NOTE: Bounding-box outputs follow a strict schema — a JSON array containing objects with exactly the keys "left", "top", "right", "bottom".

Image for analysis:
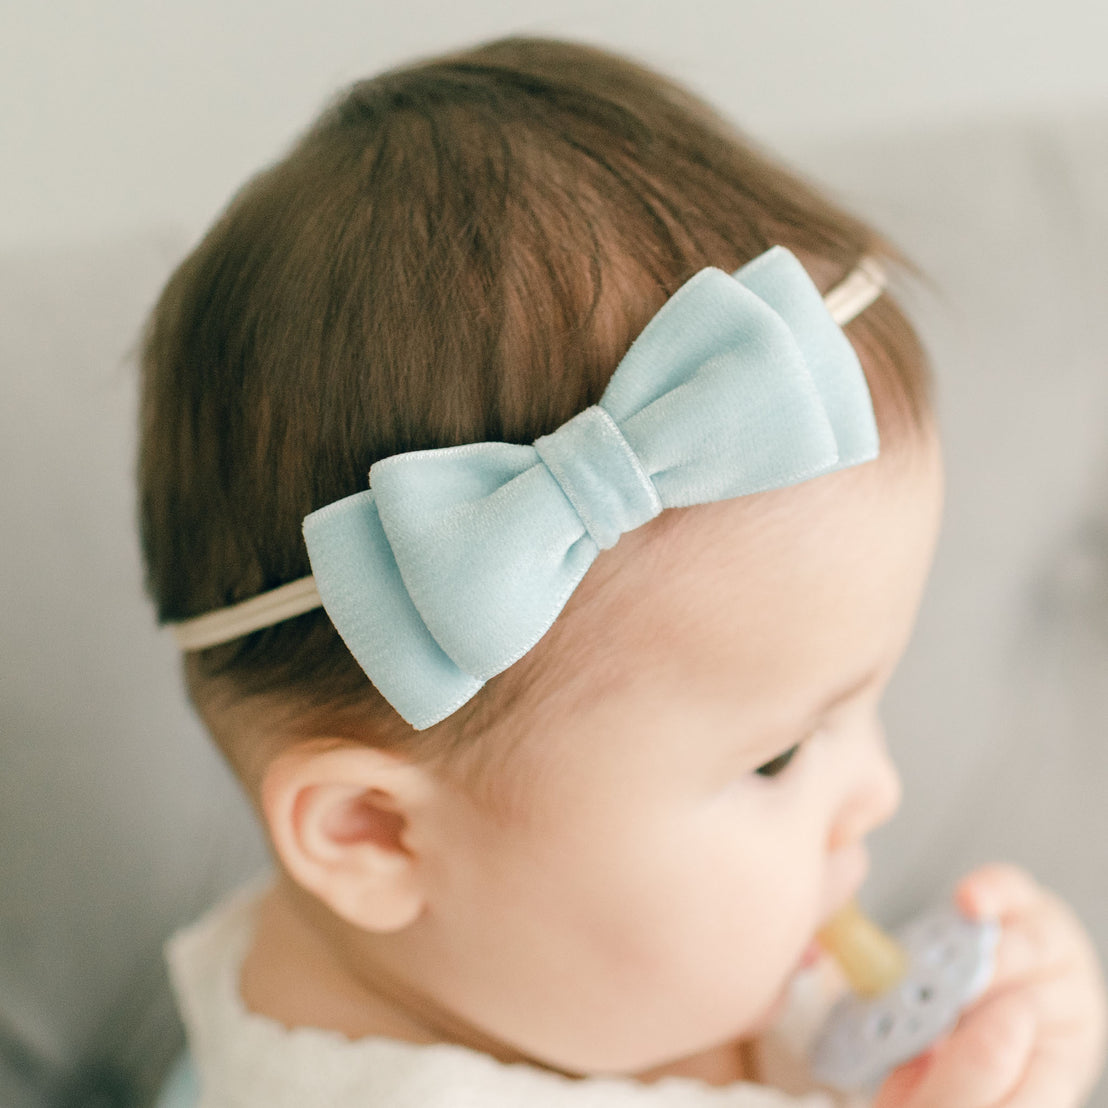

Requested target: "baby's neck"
[
  {"left": 239, "top": 879, "right": 438, "bottom": 1046},
  {"left": 240, "top": 878, "right": 757, "bottom": 1086}
]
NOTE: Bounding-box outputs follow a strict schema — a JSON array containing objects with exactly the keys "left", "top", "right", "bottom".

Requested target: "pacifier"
[{"left": 807, "top": 898, "right": 1000, "bottom": 1092}]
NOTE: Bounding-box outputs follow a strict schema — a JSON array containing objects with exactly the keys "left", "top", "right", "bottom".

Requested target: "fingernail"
[{"left": 956, "top": 886, "right": 983, "bottom": 918}]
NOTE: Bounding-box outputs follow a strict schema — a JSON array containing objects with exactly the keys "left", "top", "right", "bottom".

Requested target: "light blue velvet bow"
[{"left": 302, "top": 245, "right": 879, "bottom": 729}]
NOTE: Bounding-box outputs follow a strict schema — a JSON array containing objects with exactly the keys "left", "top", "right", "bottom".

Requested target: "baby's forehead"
[
  {"left": 590, "top": 438, "right": 932, "bottom": 601},
  {"left": 506, "top": 437, "right": 941, "bottom": 725}
]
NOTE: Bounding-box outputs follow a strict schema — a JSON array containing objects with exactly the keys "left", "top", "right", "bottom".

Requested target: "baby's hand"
[{"left": 873, "top": 864, "right": 1107, "bottom": 1108}]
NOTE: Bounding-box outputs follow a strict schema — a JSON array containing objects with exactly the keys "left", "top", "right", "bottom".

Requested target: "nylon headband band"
[
  {"left": 170, "top": 251, "right": 887, "bottom": 654},
  {"left": 171, "top": 576, "right": 323, "bottom": 651}
]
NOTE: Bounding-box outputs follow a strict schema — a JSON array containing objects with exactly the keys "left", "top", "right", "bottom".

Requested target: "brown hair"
[{"left": 137, "top": 34, "right": 932, "bottom": 787}]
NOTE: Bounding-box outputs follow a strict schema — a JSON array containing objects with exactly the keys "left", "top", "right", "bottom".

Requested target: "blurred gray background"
[{"left": 3, "top": 2, "right": 1107, "bottom": 1105}]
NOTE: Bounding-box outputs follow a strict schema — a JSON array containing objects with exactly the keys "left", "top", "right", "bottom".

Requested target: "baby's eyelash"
[{"left": 754, "top": 742, "right": 802, "bottom": 778}]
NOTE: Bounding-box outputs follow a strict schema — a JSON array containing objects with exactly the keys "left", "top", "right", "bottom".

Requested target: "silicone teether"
[{"left": 809, "top": 899, "right": 1000, "bottom": 1092}]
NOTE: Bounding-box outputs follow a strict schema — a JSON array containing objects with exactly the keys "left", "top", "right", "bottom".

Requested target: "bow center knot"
[{"left": 533, "top": 405, "right": 662, "bottom": 550}]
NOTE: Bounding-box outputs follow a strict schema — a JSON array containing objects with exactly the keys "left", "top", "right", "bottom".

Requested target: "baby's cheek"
[{"left": 606, "top": 878, "right": 801, "bottom": 1018}]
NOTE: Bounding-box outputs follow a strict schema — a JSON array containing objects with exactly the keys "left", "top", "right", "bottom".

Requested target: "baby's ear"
[{"left": 260, "top": 739, "right": 439, "bottom": 932}]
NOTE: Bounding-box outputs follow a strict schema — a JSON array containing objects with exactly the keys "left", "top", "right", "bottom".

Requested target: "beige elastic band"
[
  {"left": 169, "top": 253, "right": 888, "bottom": 653},
  {"left": 171, "top": 575, "right": 321, "bottom": 651},
  {"left": 824, "top": 255, "right": 887, "bottom": 327}
]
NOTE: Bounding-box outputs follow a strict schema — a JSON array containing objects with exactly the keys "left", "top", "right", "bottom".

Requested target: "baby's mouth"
[
  {"left": 795, "top": 844, "right": 872, "bottom": 973},
  {"left": 818, "top": 843, "right": 871, "bottom": 929},
  {"left": 799, "top": 939, "right": 824, "bottom": 970},
  {"left": 753, "top": 850, "right": 873, "bottom": 1037}
]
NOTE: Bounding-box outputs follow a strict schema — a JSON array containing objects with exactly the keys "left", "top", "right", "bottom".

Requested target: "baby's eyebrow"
[
  {"left": 734, "top": 666, "right": 883, "bottom": 759},
  {"left": 802, "top": 666, "right": 882, "bottom": 729}
]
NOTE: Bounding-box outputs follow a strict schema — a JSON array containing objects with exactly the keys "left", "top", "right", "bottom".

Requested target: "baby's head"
[{"left": 139, "top": 36, "right": 939, "bottom": 1079}]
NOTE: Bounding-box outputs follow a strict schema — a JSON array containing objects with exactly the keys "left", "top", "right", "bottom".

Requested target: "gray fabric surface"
[
  {"left": 0, "top": 233, "right": 268, "bottom": 1104},
  {"left": 800, "top": 113, "right": 1108, "bottom": 1105},
  {"left": 2, "top": 111, "right": 1106, "bottom": 1104}
]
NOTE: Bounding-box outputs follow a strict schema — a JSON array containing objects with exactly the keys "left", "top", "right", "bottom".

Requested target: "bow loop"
[
  {"left": 301, "top": 245, "right": 882, "bottom": 729},
  {"left": 367, "top": 443, "right": 593, "bottom": 682},
  {"left": 533, "top": 406, "right": 662, "bottom": 550}
]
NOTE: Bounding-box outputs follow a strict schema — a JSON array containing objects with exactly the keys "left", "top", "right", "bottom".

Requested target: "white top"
[{"left": 166, "top": 878, "right": 871, "bottom": 1108}]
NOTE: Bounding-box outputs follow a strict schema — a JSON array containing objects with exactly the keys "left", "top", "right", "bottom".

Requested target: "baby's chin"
[
  {"left": 743, "top": 985, "right": 792, "bottom": 1038},
  {"left": 632, "top": 978, "right": 805, "bottom": 1087},
  {"left": 744, "top": 939, "right": 826, "bottom": 1036}
]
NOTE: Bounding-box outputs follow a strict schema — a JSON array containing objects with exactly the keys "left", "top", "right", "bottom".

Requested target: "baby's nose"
[{"left": 828, "top": 724, "right": 902, "bottom": 851}]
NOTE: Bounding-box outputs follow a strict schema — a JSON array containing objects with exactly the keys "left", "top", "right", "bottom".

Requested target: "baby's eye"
[{"left": 754, "top": 742, "right": 802, "bottom": 778}]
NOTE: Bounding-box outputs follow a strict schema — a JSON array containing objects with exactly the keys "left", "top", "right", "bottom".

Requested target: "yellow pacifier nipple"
[{"left": 817, "top": 900, "right": 910, "bottom": 998}]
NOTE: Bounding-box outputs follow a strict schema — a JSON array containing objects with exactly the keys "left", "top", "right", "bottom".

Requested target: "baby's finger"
[
  {"left": 992, "top": 1041, "right": 1100, "bottom": 1108},
  {"left": 982, "top": 971, "right": 1104, "bottom": 1052},
  {"left": 872, "top": 1051, "right": 936, "bottom": 1107},
  {"left": 875, "top": 989, "right": 1036, "bottom": 1108},
  {"left": 956, "top": 863, "right": 1041, "bottom": 923},
  {"left": 987, "top": 906, "right": 1073, "bottom": 990}
]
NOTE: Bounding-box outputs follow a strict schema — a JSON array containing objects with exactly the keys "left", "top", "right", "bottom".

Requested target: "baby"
[{"left": 139, "top": 35, "right": 1106, "bottom": 1107}]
